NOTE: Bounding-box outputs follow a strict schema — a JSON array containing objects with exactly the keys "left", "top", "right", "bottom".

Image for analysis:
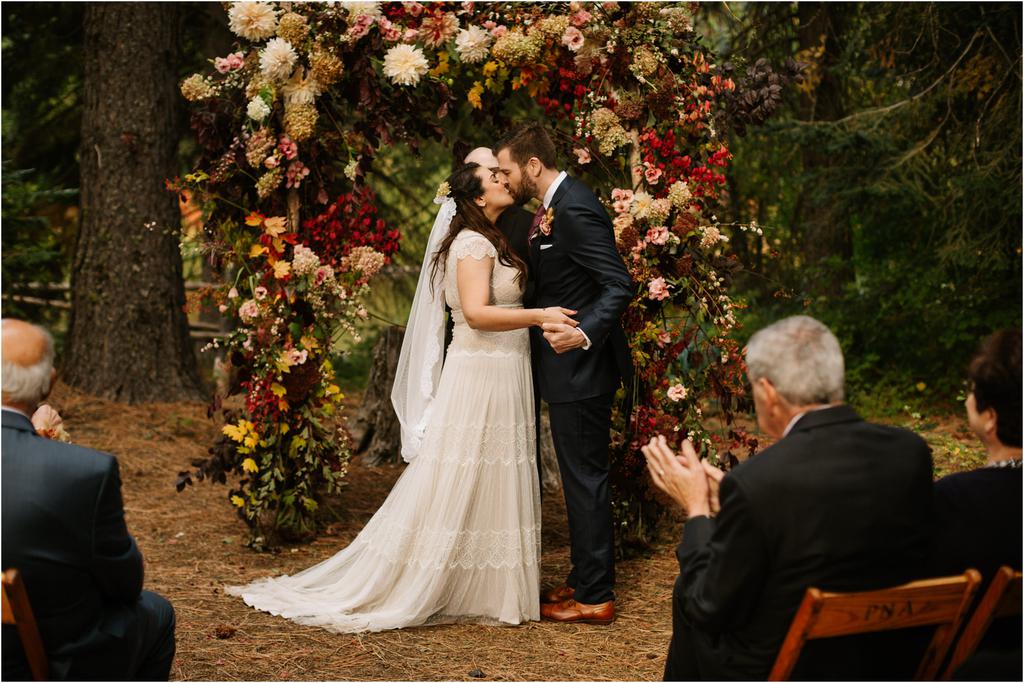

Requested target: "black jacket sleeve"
[
  {"left": 90, "top": 457, "right": 144, "bottom": 603},
  {"left": 559, "top": 199, "right": 633, "bottom": 349},
  {"left": 677, "top": 475, "right": 769, "bottom": 632}
]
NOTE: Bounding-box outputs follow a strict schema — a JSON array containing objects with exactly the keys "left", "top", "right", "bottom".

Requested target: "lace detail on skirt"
[{"left": 354, "top": 514, "right": 542, "bottom": 570}]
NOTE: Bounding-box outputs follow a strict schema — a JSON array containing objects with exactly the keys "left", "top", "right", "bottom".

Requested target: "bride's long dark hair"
[{"left": 430, "top": 162, "right": 528, "bottom": 288}]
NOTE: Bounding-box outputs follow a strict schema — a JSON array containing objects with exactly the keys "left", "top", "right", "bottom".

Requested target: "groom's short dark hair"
[{"left": 494, "top": 122, "right": 557, "bottom": 169}]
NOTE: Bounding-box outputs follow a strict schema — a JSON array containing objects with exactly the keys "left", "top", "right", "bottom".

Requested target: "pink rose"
[
  {"left": 571, "top": 9, "right": 592, "bottom": 27},
  {"left": 646, "top": 225, "right": 670, "bottom": 246},
  {"left": 254, "top": 286, "right": 268, "bottom": 300},
  {"left": 562, "top": 26, "right": 585, "bottom": 52},
  {"left": 574, "top": 147, "right": 591, "bottom": 165},
  {"left": 644, "top": 163, "right": 663, "bottom": 185},
  {"left": 667, "top": 383, "right": 688, "bottom": 402},
  {"left": 348, "top": 14, "right": 375, "bottom": 39},
  {"left": 611, "top": 188, "right": 634, "bottom": 215},
  {"left": 656, "top": 330, "right": 672, "bottom": 347},
  {"left": 404, "top": 1, "right": 425, "bottom": 17},
  {"left": 403, "top": 27, "right": 420, "bottom": 43},
  {"left": 286, "top": 348, "right": 308, "bottom": 365},
  {"left": 238, "top": 300, "right": 260, "bottom": 323},
  {"left": 315, "top": 266, "right": 331, "bottom": 285},
  {"left": 218, "top": 303, "right": 228, "bottom": 313},
  {"left": 461, "top": 1, "right": 475, "bottom": 12},
  {"left": 214, "top": 52, "right": 245, "bottom": 74},
  {"left": 491, "top": 25, "right": 508, "bottom": 38},
  {"left": 483, "top": 20, "right": 496, "bottom": 29},
  {"left": 648, "top": 277, "right": 671, "bottom": 301},
  {"left": 278, "top": 136, "right": 298, "bottom": 160},
  {"left": 379, "top": 18, "right": 403, "bottom": 42}
]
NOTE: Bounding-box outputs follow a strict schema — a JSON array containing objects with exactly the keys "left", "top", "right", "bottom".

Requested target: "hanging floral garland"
[{"left": 178, "top": 1, "right": 796, "bottom": 548}]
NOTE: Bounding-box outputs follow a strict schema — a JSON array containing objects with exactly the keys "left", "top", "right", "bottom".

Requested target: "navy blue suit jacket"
[
  {"left": 529, "top": 175, "right": 633, "bottom": 403},
  {"left": 1, "top": 409, "right": 144, "bottom": 679}
]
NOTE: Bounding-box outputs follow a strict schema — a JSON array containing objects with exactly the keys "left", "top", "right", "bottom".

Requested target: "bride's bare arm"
[{"left": 457, "top": 254, "right": 577, "bottom": 332}]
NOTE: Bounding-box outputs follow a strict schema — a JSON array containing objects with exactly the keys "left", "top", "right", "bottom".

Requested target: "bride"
[{"left": 227, "top": 161, "right": 577, "bottom": 632}]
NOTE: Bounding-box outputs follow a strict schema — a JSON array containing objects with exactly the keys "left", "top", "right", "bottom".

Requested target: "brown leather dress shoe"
[
  {"left": 540, "top": 598, "right": 615, "bottom": 625},
  {"left": 541, "top": 583, "right": 575, "bottom": 604}
]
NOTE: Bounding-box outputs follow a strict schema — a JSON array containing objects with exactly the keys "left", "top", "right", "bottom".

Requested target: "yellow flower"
[
  {"left": 273, "top": 260, "right": 292, "bottom": 279},
  {"left": 279, "top": 423, "right": 290, "bottom": 434},
  {"left": 429, "top": 52, "right": 450, "bottom": 77},
  {"left": 325, "top": 383, "right": 341, "bottom": 396},
  {"left": 467, "top": 81, "right": 484, "bottom": 110},
  {"left": 482, "top": 60, "right": 499, "bottom": 77},
  {"left": 222, "top": 419, "right": 256, "bottom": 442},
  {"left": 916, "top": 382, "right": 927, "bottom": 392},
  {"left": 241, "top": 458, "right": 259, "bottom": 473},
  {"left": 231, "top": 495, "right": 245, "bottom": 507}
]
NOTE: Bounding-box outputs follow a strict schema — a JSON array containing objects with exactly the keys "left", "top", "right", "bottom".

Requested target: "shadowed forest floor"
[{"left": 39, "top": 382, "right": 984, "bottom": 681}]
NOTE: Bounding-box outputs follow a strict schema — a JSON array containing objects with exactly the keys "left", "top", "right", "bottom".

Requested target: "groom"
[{"left": 495, "top": 123, "right": 633, "bottom": 624}]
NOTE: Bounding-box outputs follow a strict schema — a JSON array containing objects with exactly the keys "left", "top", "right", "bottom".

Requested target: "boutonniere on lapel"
[{"left": 539, "top": 207, "right": 555, "bottom": 237}]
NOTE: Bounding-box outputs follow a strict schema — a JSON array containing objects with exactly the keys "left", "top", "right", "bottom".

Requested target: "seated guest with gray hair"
[
  {"left": 1, "top": 319, "right": 176, "bottom": 680},
  {"left": 642, "top": 315, "right": 934, "bottom": 680}
]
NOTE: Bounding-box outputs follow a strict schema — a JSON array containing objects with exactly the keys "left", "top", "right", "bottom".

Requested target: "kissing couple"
[{"left": 228, "top": 123, "right": 634, "bottom": 632}]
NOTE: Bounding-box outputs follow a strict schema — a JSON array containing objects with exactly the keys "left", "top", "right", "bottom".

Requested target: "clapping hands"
[{"left": 641, "top": 435, "right": 723, "bottom": 518}]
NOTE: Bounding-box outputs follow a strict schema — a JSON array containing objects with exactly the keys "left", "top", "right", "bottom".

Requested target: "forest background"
[{"left": 3, "top": 1, "right": 1021, "bottom": 414}]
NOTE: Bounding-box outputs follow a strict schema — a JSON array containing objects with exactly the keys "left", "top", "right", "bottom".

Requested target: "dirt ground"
[{"left": 37, "top": 382, "right": 984, "bottom": 681}]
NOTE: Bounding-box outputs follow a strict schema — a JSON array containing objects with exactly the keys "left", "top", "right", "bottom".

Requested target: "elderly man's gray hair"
[
  {"left": 745, "top": 315, "right": 845, "bottom": 406},
  {"left": 1, "top": 323, "right": 55, "bottom": 407}
]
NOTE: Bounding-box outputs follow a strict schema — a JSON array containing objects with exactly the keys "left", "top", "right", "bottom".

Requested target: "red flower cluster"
[
  {"left": 638, "top": 128, "right": 730, "bottom": 201},
  {"left": 300, "top": 186, "right": 400, "bottom": 268},
  {"left": 242, "top": 376, "right": 284, "bottom": 424}
]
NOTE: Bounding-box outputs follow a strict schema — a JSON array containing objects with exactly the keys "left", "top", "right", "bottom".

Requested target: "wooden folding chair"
[
  {"left": 941, "top": 565, "right": 1022, "bottom": 680},
  {"left": 768, "top": 570, "right": 981, "bottom": 681},
  {"left": 2, "top": 568, "right": 49, "bottom": 681}
]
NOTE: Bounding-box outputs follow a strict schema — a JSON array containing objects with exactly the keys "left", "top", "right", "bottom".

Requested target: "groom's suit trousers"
[{"left": 548, "top": 392, "right": 616, "bottom": 604}]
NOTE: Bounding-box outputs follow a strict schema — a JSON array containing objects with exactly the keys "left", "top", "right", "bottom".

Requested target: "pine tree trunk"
[
  {"left": 353, "top": 326, "right": 404, "bottom": 465},
  {"left": 67, "top": 3, "right": 202, "bottom": 403}
]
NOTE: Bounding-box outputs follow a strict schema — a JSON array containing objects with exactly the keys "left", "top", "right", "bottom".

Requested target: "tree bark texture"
[
  {"left": 795, "top": 2, "right": 854, "bottom": 297},
  {"left": 353, "top": 326, "right": 404, "bottom": 466},
  {"left": 67, "top": 3, "right": 202, "bottom": 402}
]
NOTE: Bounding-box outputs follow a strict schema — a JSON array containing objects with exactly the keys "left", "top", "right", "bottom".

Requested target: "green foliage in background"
[{"left": 702, "top": 2, "right": 1022, "bottom": 402}]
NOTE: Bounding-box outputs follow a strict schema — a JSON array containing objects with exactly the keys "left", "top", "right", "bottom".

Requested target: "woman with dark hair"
[
  {"left": 229, "top": 162, "right": 577, "bottom": 633},
  {"left": 931, "top": 329, "right": 1022, "bottom": 679}
]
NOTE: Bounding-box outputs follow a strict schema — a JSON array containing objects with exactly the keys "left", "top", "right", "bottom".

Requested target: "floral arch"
[{"left": 178, "top": 1, "right": 781, "bottom": 549}]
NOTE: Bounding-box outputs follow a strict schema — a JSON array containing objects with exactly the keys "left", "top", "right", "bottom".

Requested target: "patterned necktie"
[{"left": 527, "top": 204, "right": 547, "bottom": 246}]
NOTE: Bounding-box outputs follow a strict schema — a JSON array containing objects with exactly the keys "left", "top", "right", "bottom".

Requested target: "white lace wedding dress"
[{"left": 227, "top": 230, "right": 541, "bottom": 632}]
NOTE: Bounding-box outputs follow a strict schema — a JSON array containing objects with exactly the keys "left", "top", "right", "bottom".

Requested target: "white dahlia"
[
  {"left": 259, "top": 37, "right": 298, "bottom": 82},
  {"left": 455, "top": 25, "right": 492, "bottom": 63},
  {"left": 247, "top": 96, "right": 272, "bottom": 121},
  {"left": 340, "top": 2, "right": 382, "bottom": 19},
  {"left": 282, "top": 67, "right": 321, "bottom": 106},
  {"left": 228, "top": 2, "right": 279, "bottom": 42},
  {"left": 383, "top": 44, "right": 429, "bottom": 86}
]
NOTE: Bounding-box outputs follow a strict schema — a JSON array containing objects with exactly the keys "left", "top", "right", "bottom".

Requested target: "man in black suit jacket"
[
  {"left": 643, "top": 316, "right": 934, "bottom": 680},
  {"left": 1, "top": 319, "right": 175, "bottom": 680},
  {"left": 496, "top": 124, "right": 633, "bottom": 624}
]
